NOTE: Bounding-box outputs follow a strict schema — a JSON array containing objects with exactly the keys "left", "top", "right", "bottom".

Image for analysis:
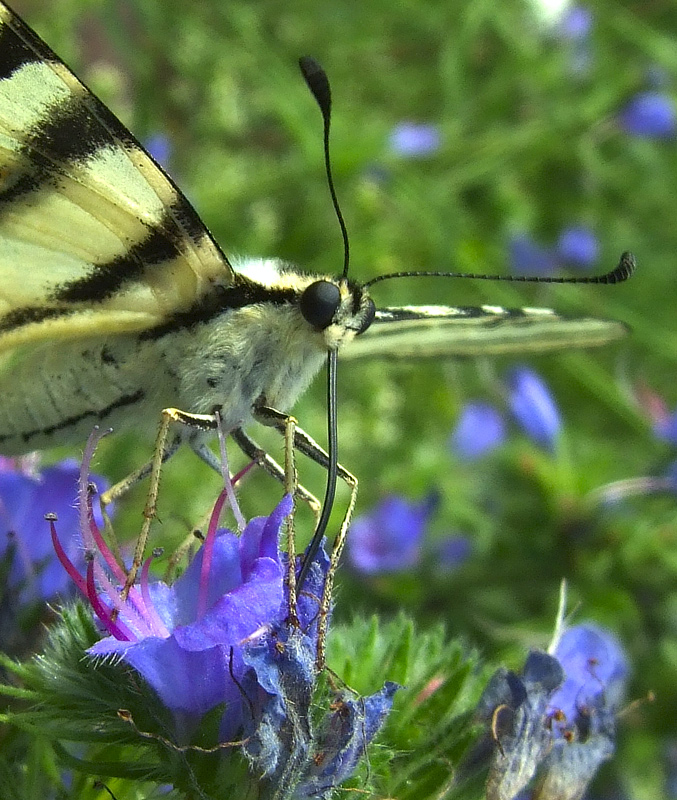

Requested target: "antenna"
[
  {"left": 299, "top": 57, "right": 351, "bottom": 279},
  {"left": 365, "top": 251, "right": 636, "bottom": 288}
]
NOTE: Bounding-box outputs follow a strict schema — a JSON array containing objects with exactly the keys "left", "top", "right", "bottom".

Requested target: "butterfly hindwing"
[{"left": 0, "top": 1, "right": 234, "bottom": 353}]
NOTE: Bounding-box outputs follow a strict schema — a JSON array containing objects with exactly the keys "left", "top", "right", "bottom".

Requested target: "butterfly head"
[{"left": 299, "top": 278, "right": 376, "bottom": 349}]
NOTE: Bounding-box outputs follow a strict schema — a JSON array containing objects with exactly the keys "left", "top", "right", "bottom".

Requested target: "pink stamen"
[
  {"left": 91, "top": 561, "right": 153, "bottom": 638},
  {"left": 232, "top": 461, "right": 256, "bottom": 485},
  {"left": 198, "top": 488, "right": 229, "bottom": 619},
  {"left": 49, "top": 517, "right": 87, "bottom": 597},
  {"left": 86, "top": 496, "right": 126, "bottom": 583},
  {"left": 86, "top": 559, "right": 130, "bottom": 641}
]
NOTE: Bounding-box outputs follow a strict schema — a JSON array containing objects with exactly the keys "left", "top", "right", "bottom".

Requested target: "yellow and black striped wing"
[
  {"left": 0, "top": 1, "right": 233, "bottom": 353},
  {"left": 340, "top": 305, "right": 629, "bottom": 360}
]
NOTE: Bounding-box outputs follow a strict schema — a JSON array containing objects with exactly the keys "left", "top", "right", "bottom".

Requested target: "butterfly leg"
[
  {"left": 253, "top": 403, "right": 358, "bottom": 670},
  {"left": 230, "top": 427, "right": 322, "bottom": 520}
]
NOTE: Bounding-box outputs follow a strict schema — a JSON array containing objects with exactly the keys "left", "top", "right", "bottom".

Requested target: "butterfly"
[{"left": 0, "top": 3, "right": 633, "bottom": 588}]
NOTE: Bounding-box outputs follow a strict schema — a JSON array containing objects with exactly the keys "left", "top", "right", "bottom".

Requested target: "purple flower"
[
  {"left": 654, "top": 408, "right": 677, "bottom": 445},
  {"left": 619, "top": 91, "right": 677, "bottom": 139},
  {"left": 549, "top": 624, "right": 629, "bottom": 736},
  {"left": 0, "top": 459, "right": 108, "bottom": 607},
  {"left": 449, "top": 402, "right": 506, "bottom": 461},
  {"left": 474, "top": 650, "right": 565, "bottom": 800},
  {"left": 556, "top": 225, "right": 599, "bottom": 270},
  {"left": 508, "top": 366, "right": 562, "bottom": 450},
  {"left": 473, "top": 624, "right": 628, "bottom": 800},
  {"left": 295, "top": 683, "right": 399, "bottom": 797},
  {"left": 436, "top": 535, "right": 472, "bottom": 570},
  {"left": 347, "top": 494, "right": 437, "bottom": 575},
  {"left": 533, "top": 625, "right": 629, "bottom": 799},
  {"left": 558, "top": 5, "right": 593, "bottom": 40},
  {"left": 52, "top": 431, "right": 398, "bottom": 790},
  {"left": 508, "top": 233, "right": 557, "bottom": 276},
  {"left": 145, "top": 133, "right": 172, "bottom": 168},
  {"left": 388, "top": 122, "right": 440, "bottom": 158},
  {"left": 52, "top": 484, "right": 291, "bottom": 734}
]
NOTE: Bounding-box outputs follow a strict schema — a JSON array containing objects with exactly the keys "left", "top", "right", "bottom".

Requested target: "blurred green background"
[{"left": 13, "top": 0, "right": 677, "bottom": 796}]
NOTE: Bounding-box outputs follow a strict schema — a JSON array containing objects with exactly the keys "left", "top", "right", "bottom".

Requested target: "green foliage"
[{"left": 3, "top": 0, "right": 677, "bottom": 797}]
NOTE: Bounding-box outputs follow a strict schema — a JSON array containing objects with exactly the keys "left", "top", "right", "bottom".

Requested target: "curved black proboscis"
[{"left": 297, "top": 349, "right": 339, "bottom": 593}]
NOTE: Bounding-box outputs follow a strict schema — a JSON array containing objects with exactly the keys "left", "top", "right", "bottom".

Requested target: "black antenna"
[
  {"left": 297, "top": 349, "right": 339, "bottom": 592},
  {"left": 365, "top": 251, "right": 636, "bottom": 288},
  {"left": 299, "top": 56, "right": 350, "bottom": 279}
]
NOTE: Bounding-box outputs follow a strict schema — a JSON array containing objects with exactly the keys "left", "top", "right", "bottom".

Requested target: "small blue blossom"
[
  {"left": 145, "top": 133, "right": 172, "bottom": 168},
  {"left": 558, "top": 5, "right": 593, "bottom": 40},
  {"left": 507, "top": 366, "right": 562, "bottom": 450},
  {"left": 435, "top": 535, "right": 472, "bottom": 570},
  {"left": 549, "top": 624, "right": 629, "bottom": 735},
  {"left": 0, "top": 458, "right": 108, "bottom": 608},
  {"left": 533, "top": 625, "right": 629, "bottom": 800},
  {"left": 653, "top": 408, "right": 677, "bottom": 445},
  {"left": 347, "top": 493, "right": 437, "bottom": 575},
  {"left": 619, "top": 91, "right": 677, "bottom": 139},
  {"left": 473, "top": 623, "right": 628, "bottom": 800},
  {"left": 388, "top": 122, "right": 440, "bottom": 158},
  {"left": 556, "top": 225, "right": 599, "bottom": 270},
  {"left": 475, "top": 650, "right": 565, "bottom": 800},
  {"left": 449, "top": 402, "right": 506, "bottom": 461},
  {"left": 508, "top": 233, "right": 557, "bottom": 276}
]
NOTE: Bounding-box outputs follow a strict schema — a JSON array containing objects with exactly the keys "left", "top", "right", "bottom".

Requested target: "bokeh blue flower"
[
  {"left": 619, "top": 91, "right": 677, "bottom": 138},
  {"left": 508, "top": 366, "right": 562, "bottom": 450},
  {"left": 347, "top": 493, "right": 437, "bottom": 574},
  {"left": 0, "top": 458, "right": 108, "bottom": 609},
  {"left": 449, "top": 402, "right": 506, "bottom": 461},
  {"left": 556, "top": 225, "right": 599, "bottom": 270},
  {"left": 388, "top": 122, "right": 440, "bottom": 158}
]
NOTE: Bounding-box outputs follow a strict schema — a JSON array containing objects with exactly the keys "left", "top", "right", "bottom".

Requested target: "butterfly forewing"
[
  {"left": 339, "top": 305, "right": 629, "bottom": 360},
  {"left": 0, "top": 2, "right": 234, "bottom": 354}
]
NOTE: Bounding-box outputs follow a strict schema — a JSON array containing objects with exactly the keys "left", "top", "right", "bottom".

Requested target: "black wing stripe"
[
  {"left": 0, "top": 4, "right": 220, "bottom": 258},
  {"left": 139, "top": 280, "right": 298, "bottom": 340},
  {"left": 0, "top": 8, "right": 49, "bottom": 80},
  {"left": 0, "top": 92, "right": 134, "bottom": 212},
  {"left": 52, "top": 206, "right": 188, "bottom": 303},
  {"left": 0, "top": 305, "right": 66, "bottom": 333},
  {"left": 0, "top": 388, "right": 145, "bottom": 447}
]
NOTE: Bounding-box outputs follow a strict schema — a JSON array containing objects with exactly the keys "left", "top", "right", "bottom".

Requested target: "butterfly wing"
[
  {"left": 0, "top": 2, "right": 234, "bottom": 354},
  {"left": 340, "top": 305, "right": 630, "bottom": 360}
]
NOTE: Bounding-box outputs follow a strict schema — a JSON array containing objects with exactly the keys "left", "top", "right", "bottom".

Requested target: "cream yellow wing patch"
[{"left": 0, "top": 1, "right": 233, "bottom": 352}]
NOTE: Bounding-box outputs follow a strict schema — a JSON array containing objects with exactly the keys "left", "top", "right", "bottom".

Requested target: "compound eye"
[
  {"left": 356, "top": 298, "right": 376, "bottom": 335},
  {"left": 300, "top": 280, "right": 341, "bottom": 330}
]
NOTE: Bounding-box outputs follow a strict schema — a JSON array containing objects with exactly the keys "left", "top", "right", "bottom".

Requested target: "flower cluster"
[
  {"left": 449, "top": 366, "right": 562, "bottom": 461},
  {"left": 48, "top": 437, "right": 398, "bottom": 796},
  {"left": 474, "top": 623, "right": 628, "bottom": 800},
  {"left": 508, "top": 226, "right": 599, "bottom": 276},
  {"left": 347, "top": 491, "right": 473, "bottom": 576}
]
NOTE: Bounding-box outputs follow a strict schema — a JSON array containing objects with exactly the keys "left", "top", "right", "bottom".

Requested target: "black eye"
[
  {"left": 356, "top": 298, "right": 376, "bottom": 335},
  {"left": 299, "top": 280, "right": 341, "bottom": 330}
]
